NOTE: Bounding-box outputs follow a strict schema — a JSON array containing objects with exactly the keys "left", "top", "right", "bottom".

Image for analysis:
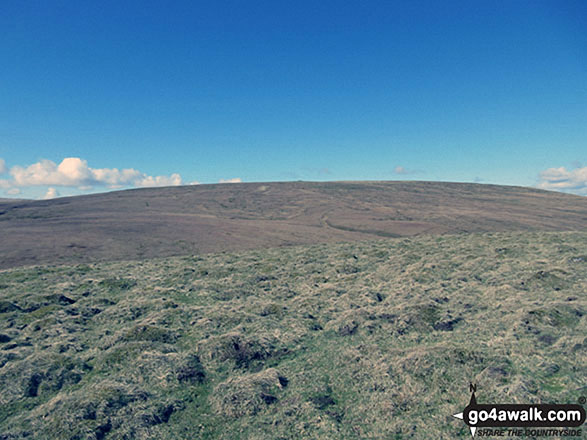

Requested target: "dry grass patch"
[{"left": 210, "top": 368, "right": 287, "bottom": 417}]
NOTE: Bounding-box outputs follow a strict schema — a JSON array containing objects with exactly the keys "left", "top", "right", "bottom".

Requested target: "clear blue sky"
[{"left": 1, "top": 0, "right": 586, "bottom": 198}]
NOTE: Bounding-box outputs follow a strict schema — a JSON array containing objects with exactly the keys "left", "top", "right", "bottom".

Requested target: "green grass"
[{"left": 0, "top": 231, "right": 585, "bottom": 439}]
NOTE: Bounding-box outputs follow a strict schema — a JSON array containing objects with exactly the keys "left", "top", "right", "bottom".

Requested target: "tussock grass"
[
  {"left": 211, "top": 368, "right": 286, "bottom": 417},
  {"left": 0, "top": 231, "right": 585, "bottom": 439}
]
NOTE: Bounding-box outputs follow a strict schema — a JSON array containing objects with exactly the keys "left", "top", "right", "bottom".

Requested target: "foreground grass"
[{"left": 0, "top": 231, "right": 585, "bottom": 439}]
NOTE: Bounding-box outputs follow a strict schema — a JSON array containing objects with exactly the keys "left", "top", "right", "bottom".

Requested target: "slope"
[{"left": 0, "top": 181, "right": 585, "bottom": 269}]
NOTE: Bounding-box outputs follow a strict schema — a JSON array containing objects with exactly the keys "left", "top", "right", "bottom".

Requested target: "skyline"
[{"left": 1, "top": 1, "right": 586, "bottom": 199}]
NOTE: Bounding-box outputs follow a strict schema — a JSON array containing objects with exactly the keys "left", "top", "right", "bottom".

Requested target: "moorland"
[{"left": 0, "top": 181, "right": 585, "bottom": 439}]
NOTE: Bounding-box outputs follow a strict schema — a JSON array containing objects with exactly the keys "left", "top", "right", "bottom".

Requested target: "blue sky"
[{"left": 1, "top": 0, "right": 586, "bottom": 199}]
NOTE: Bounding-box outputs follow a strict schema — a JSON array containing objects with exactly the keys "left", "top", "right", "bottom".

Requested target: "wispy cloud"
[
  {"left": 218, "top": 178, "right": 242, "bottom": 183},
  {"left": 4, "top": 157, "right": 183, "bottom": 193},
  {"left": 0, "top": 158, "right": 6, "bottom": 175},
  {"left": 393, "top": 165, "right": 421, "bottom": 175},
  {"left": 6, "top": 187, "right": 21, "bottom": 195},
  {"left": 537, "top": 166, "right": 587, "bottom": 195}
]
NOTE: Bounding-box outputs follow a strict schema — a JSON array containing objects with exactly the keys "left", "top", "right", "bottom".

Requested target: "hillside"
[
  {"left": 0, "top": 231, "right": 585, "bottom": 439},
  {"left": 1, "top": 181, "right": 586, "bottom": 269}
]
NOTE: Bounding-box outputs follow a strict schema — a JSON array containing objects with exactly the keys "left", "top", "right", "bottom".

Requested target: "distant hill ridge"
[{"left": 0, "top": 181, "right": 585, "bottom": 269}]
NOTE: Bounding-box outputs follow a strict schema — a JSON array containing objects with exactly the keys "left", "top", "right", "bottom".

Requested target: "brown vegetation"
[{"left": 1, "top": 181, "right": 585, "bottom": 269}]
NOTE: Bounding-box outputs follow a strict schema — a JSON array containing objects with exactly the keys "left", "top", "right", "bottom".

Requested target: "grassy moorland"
[
  {"left": 1, "top": 181, "right": 586, "bottom": 270},
  {"left": 0, "top": 231, "right": 585, "bottom": 439}
]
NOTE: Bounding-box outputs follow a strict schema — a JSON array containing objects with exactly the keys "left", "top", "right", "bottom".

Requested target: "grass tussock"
[
  {"left": 0, "top": 231, "right": 585, "bottom": 439},
  {"left": 210, "top": 368, "right": 286, "bottom": 417}
]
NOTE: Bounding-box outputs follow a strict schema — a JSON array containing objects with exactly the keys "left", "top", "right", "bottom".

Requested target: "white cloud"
[
  {"left": 0, "top": 158, "right": 6, "bottom": 175},
  {"left": 537, "top": 166, "right": 587, "bottom": 195},
  {"left": 58, "top": 157, "right": 93, "bottom": 182},
  {"left": 43, "top": 187, "right": 59, "bottom": 199},
  {"left": 8, "top": 157, "right": 184, "bottom": 189},
  {"left": 11, "top": 159, "right": 65, "bottom": 186},
  {"left": 91, "top": 166, "right": 142, "bottom": 186},
  {"left": 219, "top": 178, "right": 242, "bottom": 183},
  {"left": 6, "top": 187, "right": 21, "bottom": 195},
  {"left": 394, "top": 165, "right": 421, "bottom": 175},
  {"left": 136, "top": 173, "right": 182, "bottom": 187},
  {"left": 189, "top": 180, "right": 200, "bottom": 185}
]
